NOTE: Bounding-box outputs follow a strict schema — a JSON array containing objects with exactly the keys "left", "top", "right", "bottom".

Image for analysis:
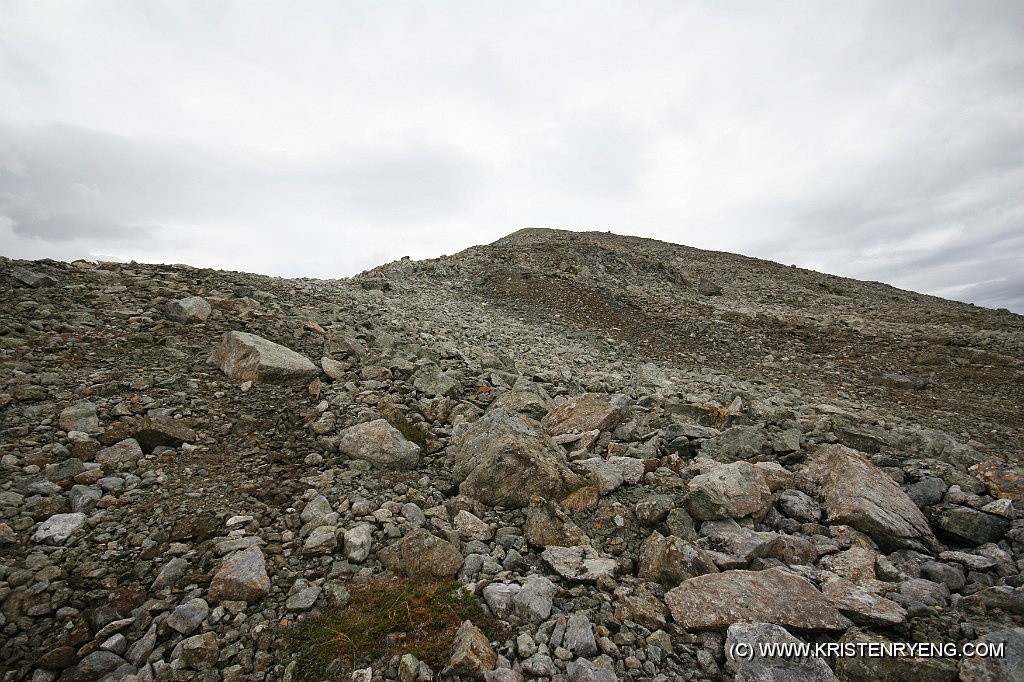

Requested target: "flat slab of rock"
[
  {"left": 542, "top": 393, "right": 630, "bottom": 436},
  {"left": 541, "top": 545, "right": 617, "bottom": 582},
  {"left": 451, "top": 409, "right": 586, "bottom": 508},
  {"left": 99, "top": 415, "right": 196, "bottom": 453},
  {"left": 209, "top": 330, "right": 317, "bottom": 385},
  {"left": 208, "top": 546, "right": 271, "bottom": 603},
  {"left": 665, "top": 568, "right": 852, "bottom": 631},
  {"left": 810, "top": 444, "right": 941, "bottom": 553},
  {"left": 32, "top": 512, "right": 87, "bottom": 545},
  {"left": 338, "top": 419, "right": 420, "bottom": 469},
  {"left": 821, "top": 578, "right": 907, "bottom": 626}
]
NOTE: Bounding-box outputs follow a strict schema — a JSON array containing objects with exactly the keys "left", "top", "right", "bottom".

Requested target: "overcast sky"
[{"left": 1, "top": 1, "right": 1022, "bottom": 311}]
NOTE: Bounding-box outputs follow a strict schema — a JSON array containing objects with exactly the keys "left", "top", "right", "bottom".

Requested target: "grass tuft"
[
  {"left": 286, "top": 578, "right": 503, "bottom": 680},
  {"left": 560, "top": 484, "right": 599, "bottom": 512}
]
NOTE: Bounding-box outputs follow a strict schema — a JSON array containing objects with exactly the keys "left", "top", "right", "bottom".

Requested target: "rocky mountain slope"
[{"left": 1, "top": 227, "right": 1022, "bottom": 682}]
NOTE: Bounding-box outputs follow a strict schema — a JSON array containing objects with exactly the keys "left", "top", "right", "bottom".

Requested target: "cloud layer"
[{"left": 1, "top": 1, "right": 1022, "bottom": 311}]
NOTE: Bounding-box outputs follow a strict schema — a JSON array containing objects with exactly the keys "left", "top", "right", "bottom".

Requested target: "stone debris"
[{"left": 1, "top": 230, "right": 1022, "bottom": 681}]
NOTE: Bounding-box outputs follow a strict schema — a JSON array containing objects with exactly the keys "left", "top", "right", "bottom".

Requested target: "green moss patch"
[{"left": 287, "top": 578, "right": 503, "bottom": 679}]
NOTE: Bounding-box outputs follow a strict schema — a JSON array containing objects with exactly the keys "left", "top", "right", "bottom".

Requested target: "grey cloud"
[{"left": 0, "top": 122, "right": 486, "bottom": 244}]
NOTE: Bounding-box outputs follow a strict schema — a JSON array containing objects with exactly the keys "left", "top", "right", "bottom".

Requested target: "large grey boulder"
[
  {"left": 809, "top": 444, "right": 941, "bottom": 553},
  {"left": 209, "top": 330, "right": 318, "bottom": 385},
  {"left": 338, "top": 419, "right": 420, "bottom": 469},
  {"left": 726, "top": 623, "right": 838, "bottom": 681},
  {"left": 451, "top": 409, "right": 586, "bottom": 508},
  {"left": 683, "top": 461, "right": 772, "bottom": 521},
  {"left": 665, "top": 568, "right": 852, "bottom": 631},
  {"left": 541, "top": 393, "right": 630, "bottom": 436}
]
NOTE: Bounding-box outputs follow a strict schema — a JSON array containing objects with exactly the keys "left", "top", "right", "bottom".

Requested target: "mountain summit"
[{"left": 1, "top": 229, "right": 1022, "bottom": 680}]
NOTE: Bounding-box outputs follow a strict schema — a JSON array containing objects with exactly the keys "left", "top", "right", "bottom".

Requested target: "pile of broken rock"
[{"left": 1, "top": 252, "right": 1022, "bottom": 682}]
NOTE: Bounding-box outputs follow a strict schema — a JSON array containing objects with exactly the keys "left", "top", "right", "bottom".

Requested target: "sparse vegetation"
[{"left": 286, "top": 578, "right": 503, "bottom": 680}]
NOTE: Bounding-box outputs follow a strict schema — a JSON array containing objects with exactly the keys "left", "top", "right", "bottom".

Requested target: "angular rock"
[
  {"left": 455, "top": 510, "right": 492, "bottom": 541},
  {"left": 726, "top": 622, "right": 838, "bottom": 681},
  {"left": 932, "top": 505, "right": 1010, "bottom": 546},
  {"left": 302, "top": 525, "right": 338, "bottom": 555},
  {"left": 208, "top": 547, "right": 271, "bottom": 603},
  {"left": 32, "top": 512, "right": 87, "bottom": 545},
  {"left": 665, "top": 568, "right": 852, "bottom": 631},
  {"left": 95, "top": 438, "right": 144, "bottom": 469},
  {"left": 638, "top": 531, "right": 718, "bottom": 585},
  {"left": 483, "top": 582, "right": 522, "bottom": 620},
  {"left": 59, "top": 400, "right": 99, "bottom": 433},
  {"left": 563, "top": 613, "right": 598, "bottom": 657},
  {"left": 208, "top": 330, "right": 318, "bottom": 385},
  {"left": 567, "top": 658, "right": 616, "bottom": 682},
  {"left": 176, "top": 631, "right": 218, "bottom": 670},
  {"left": 821, "top": 578, "right": 907, "bottom": 626},
  {"left": 524, "top": 498, "right": 590, "bottom": 548},
  {"left": 542, "top": 393, "right": 630, "bottom": 436},
  {"left": 489, "top": 380, "right": 554, "bottom": 421},
  {"left": 100, "top": 415, "right": 196, "bottom": 453},
  {"left": 541, "top": 545, "right": 617, "bottom": 582},
  {"left": 162, "top": 296, "right": 212, "bottom": 323},
  {"left": 684, "top": 461, "right": 772, "bottom": 521},
  {"left": 811, "top": 444, "right": 941, "bottom": 553},
  {"left": 701, "top": 426, "right": 772, "bottom": 460},
  {"left": 166, "top": 598, "right": 209, "bottom": 635},
  {"left": 378, "top": 529, "right": 463, "bottom": 579},
  {"left": 835, "top": 629, "right": 959, "bottom": 682},
  {"left": 959, "top": 627, "right": 1024, "bottom": 682},
  {"left": 286, "top": 579, "right": 322, "bottom": 610},
  {"left": 344, "top": 524, "right": 374, "bottom": 563},
  {"left": 151, "top": 557, "right": 189, "bottom": 590},
  {"left": 512, "top": 575, "right": 558, "bottom": 624},
  {"left": 452, "top": 409, "right": 586, "bottom": 509},
  {"left": 413, "top": 364, "right": 461, "bottom": 398},
  {"left": 442, "top": 620, "right": 497, "bottom": 677},
  {"left": 338, "top": 419, "right": 421, "bottom": 470}
]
